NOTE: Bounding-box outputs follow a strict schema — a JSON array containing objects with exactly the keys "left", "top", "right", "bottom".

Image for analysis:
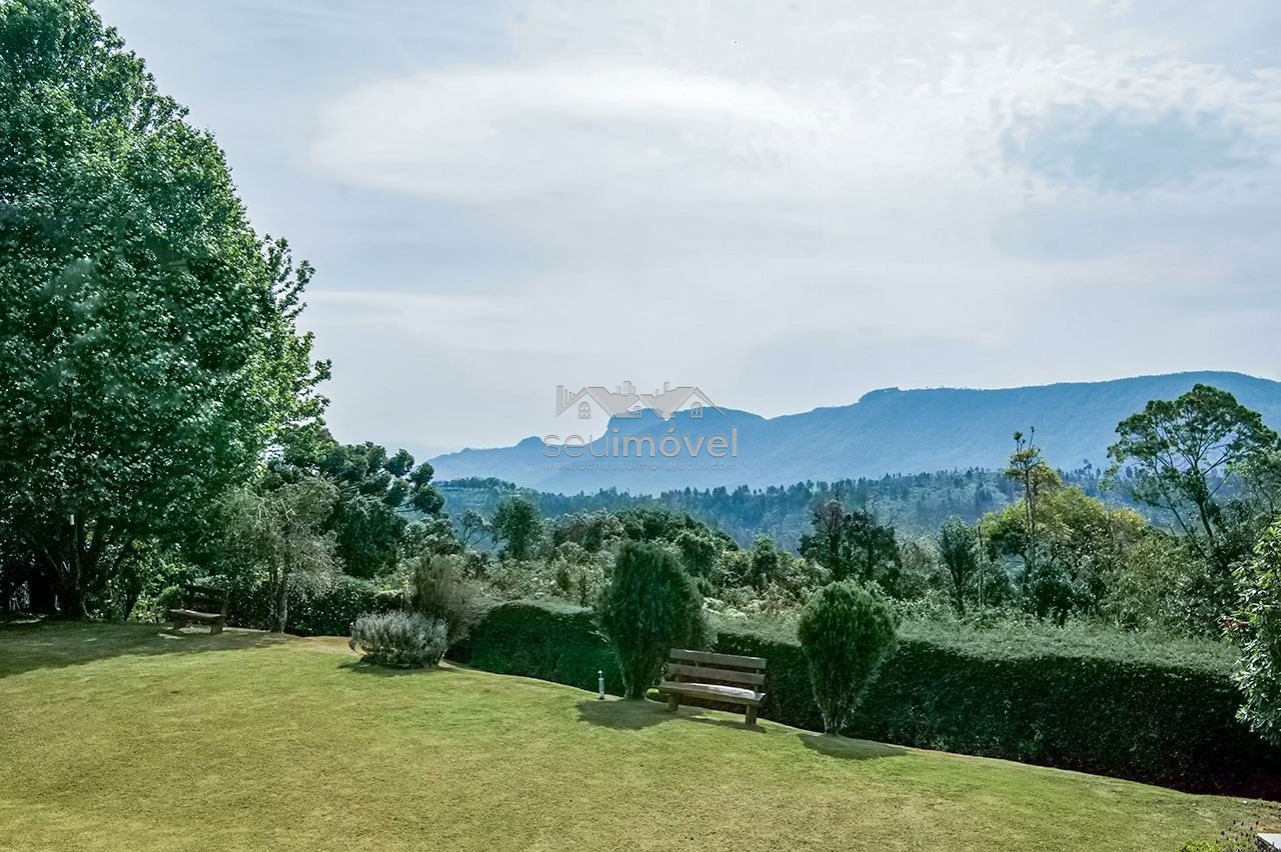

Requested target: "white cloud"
[{"left": 296, "top": 0, "right": 1281, "bottom": 448}]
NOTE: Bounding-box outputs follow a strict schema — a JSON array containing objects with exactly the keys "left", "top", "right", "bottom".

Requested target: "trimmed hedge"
[
  {"left": 450, "top": 600, "right": 624, "bottom": 696},
  {"left": 717, "top": 625, "right": 1275, "bottom": 790},
  {"left": 288, "top": 576, "right": 388, "bottom": 637},
  {"left": 455, "top": 599, "right": 1280, "bottom": 791}
]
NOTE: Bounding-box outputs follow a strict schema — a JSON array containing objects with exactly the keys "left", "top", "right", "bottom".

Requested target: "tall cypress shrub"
[
  {"left": 596, "top": 541, "right": 706, "bottom": 699},
  {"left": 798, "top": 581, "right": 897, "bottom": 733}
]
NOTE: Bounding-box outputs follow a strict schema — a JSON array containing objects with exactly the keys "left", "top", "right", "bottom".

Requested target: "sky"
[{"left": 95, "top": 0, "right": 1281, "bottom": 460}]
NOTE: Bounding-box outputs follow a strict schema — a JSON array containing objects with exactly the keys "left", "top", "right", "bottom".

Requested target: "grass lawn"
[{"left": 1, "top": 622, "right": 1277, "bottom": 851}]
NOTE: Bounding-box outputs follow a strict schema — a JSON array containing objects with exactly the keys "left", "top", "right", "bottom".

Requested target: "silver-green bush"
[{"left": 352, "top": 612, "right": 448, "bottom": 668}]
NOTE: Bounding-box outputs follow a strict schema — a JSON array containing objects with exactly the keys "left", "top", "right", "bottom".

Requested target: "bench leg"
[
  {"left": 746, "top": 705, "right": 758, "bottom": 726},
  {"left": 666, "top": 694, "right": 679, "bottom": 713},
  {"left": 210, "top": 622, "right": 224, "bottom": 635}
]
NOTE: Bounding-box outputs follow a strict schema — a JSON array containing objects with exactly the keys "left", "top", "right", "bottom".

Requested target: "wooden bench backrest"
[
  {"left": 185, "top": 584, "right": 229, "bottom": 616},
  {"left": 666, "top": 649, "right": 766, "bottom": 690}
]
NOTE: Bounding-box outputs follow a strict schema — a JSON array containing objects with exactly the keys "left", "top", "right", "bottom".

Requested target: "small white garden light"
[{"left": 598, "top": 670, "right": 605, "bottom": 700}]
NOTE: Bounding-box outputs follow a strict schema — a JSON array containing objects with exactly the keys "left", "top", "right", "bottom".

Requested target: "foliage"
[
  {"left": 491, "top": 495, "right": 543, "bottom": 560},
  {"left": 407, "top": 552, "right": 487, "bottom": 647},
  {"left": 799, "top": 500, "right": 900, "bottom": 590},
  {"left": 351, "top": 611, "right": 447, "bottom": 668},
  {"left": 1234, "top": 518, "right": 1281, "bottom": 747},
  {"left": 982, "top": 486, "right": 1149, "bottom": 625},
  {"left": 936, "top": 518, "right": 977, "bottom": 615},
  {"left": 0, "top": 0, "right": 327, "bottom": 616},
  {"left": 218, "top": 477, "right": 340, "bottom": 632},
  {"left": 287, "top": 574, "right": 386, "bottom": 637},
  {"left": 152, "top": 585, "right": 184, "bottom": 617},
  {"left": 594, "top": 541, "right": 708, "bottom": 699},
  {"left": 797, "top": 581, "right": 898, "bottom": 733},
  {"left": 450, "top": 599, "right": 622, "bottom": 695},
  {"left": 1108, "top": 384, "right": 1279, "bottom": 577},
  {"left": 1179, "top": 820, "right": 1264, "bottom": 852},
  {"left": 458, "top": 599, "right": 1271, "bottom": 788}
]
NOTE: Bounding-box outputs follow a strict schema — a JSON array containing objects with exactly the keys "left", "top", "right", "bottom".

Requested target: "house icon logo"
[{"left": 555, "top": 381, "right": 722, "bottom": 421}]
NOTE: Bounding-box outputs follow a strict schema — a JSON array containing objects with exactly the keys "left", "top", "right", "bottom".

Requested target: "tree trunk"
[{"left": 273, "top": 569, "right": 290, "bottom": 633}]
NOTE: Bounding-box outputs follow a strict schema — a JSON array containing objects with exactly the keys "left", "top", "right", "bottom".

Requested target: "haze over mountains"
[{"left": 429, "top": 372, "right": 1281, "bottom": 494}]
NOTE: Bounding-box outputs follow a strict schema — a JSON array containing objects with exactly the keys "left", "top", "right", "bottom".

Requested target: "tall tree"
[
  {"left": 1107, "top": 384, "right": 1279, "bottom": 574},
  {"left": 221, "top": 478, "right": 340, "bottom": 633},
  {"left": 0, "top": 0, "right": 327, "bottom": 614},
  {"left": 1003, "top": 429, "right": 1062, "bottom": 589},
  {"left": 800, "top": 500, "right": 898, "bottom": 587},
  {"left": 313, "top": 440, "right": 445, "bottom": 577},
  {"left": 937, "top": 517, "right": 978, "bottom": 615},
  {"left": 491, "top": 495, "right": 543, "bottom": 561}
]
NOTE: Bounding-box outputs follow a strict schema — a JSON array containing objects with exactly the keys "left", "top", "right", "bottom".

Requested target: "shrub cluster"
[
  {"left": 351, "top": 612, "right": 447, "bottom": 668},
  {"left": 456, "top": 599, "right": 1280, "bottom": 790},
  {"left": 407, "top": 553, "right": 487, "bottom": 648},
  {"left": 222, "top": 575, "right": 391, "bottom": 636}
]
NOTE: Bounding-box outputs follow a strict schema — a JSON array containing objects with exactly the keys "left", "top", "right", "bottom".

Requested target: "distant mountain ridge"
[{"left": 429, "top": 372, "right": 1281, "bottom": 494}]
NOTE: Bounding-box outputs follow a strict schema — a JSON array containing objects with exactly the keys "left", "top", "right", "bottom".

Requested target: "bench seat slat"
[
  {"left": 668, "top": 649, "right": 765, "bottom": 670},
  {"left": 665, "top": 663, "right": 766, "bottom": 687},
  {"left": 167, "top": 609, "right": 224, "bottom": 622},
  {"left": 657, "top": 681, "right": 763, "bottom": 705}
]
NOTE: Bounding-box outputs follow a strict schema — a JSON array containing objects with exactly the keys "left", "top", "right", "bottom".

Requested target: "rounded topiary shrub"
[
  {"left": 351, "top": 611, "right": 448, "bottom": 668},
  {"left": 596, "top": 541, "right": 707, "bottom": 699},
  {"left": 798, "top": 580, "right": 897, "bottom": 734}
]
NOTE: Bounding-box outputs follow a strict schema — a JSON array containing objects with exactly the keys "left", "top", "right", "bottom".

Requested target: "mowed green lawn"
[{"left": 1, "top": 623, "right": 1276, "bottom": 851}]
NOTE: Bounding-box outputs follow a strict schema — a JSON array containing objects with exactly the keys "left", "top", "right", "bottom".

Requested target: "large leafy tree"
[
  {"left": 491, "top": 495, "right": 543, "bottom": 561},
  {"left": 1107, "top": 385, "right": 1279, "bottom": 577},
  {"left": 983, "top": 487, "right": 1147, "bottom": 624},
  {"left": 0, "top": 0, "right": 328, "bottom": 614},
  {"left": 799, "top": 500, "right": 898, "bottom": 588},
  {"left": 315, "top": 441, "right": 446, "bottom": 578}
]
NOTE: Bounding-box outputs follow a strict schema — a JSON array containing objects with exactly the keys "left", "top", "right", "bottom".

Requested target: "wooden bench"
[
  {"left": 168, "top": 608, "right": 225, "bottom": 634},
  {"left": 167, "top": 584, "right": 227, "bottom": 635},
  {"left": 656, "top": 649, "right": 767, "bottom": 726}
]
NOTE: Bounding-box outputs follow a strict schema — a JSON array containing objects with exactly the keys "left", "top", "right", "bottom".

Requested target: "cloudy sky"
[{"left": 97, "top": 0, "right": 1281, "bottom": 458}]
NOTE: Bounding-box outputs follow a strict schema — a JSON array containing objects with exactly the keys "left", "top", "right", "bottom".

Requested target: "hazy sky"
[{"left": 96, "top": 0, "right": 1281, "bottom": 459}]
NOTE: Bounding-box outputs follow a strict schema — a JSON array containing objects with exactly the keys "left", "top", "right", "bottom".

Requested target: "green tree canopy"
[
  {"left": 0, "top": 0, "right": 327, "bottom": 614},
  {"left": 1108, "top": 384, "right": 1279, "bottom": 576},
  {"left": 799, "top": 500, "right": 898, "bottom": 588}
]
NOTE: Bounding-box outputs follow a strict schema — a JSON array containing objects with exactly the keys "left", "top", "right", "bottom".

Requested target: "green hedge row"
[
  {"left": 450, "top": 600, "right": 624, "bottom": 696},
  {"left": 453, "top": 599, "right": 1279, "bottom": 790}
]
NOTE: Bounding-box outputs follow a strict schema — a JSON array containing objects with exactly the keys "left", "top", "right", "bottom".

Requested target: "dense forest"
[{"left": 439, "top": 465, "right": 1114, "bottom": 548}]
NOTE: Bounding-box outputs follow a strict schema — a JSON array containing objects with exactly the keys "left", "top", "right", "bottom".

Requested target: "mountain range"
[{"left": 428, "top": 371, "right": 1281, "bottom": 494}]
